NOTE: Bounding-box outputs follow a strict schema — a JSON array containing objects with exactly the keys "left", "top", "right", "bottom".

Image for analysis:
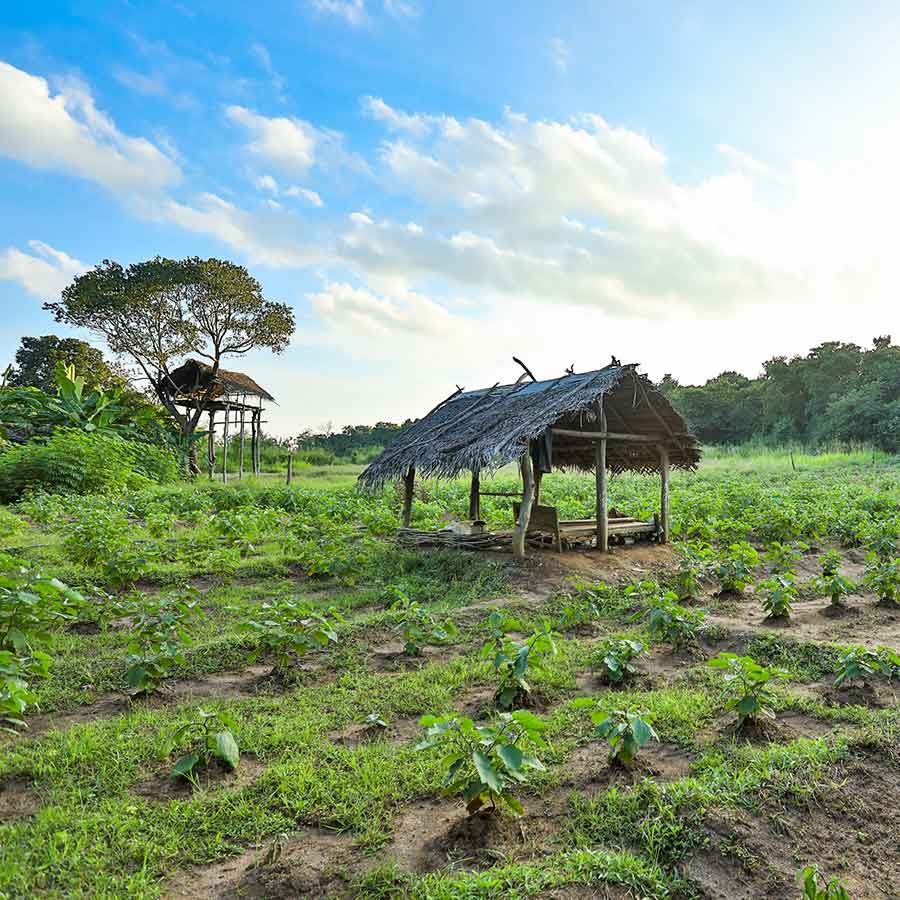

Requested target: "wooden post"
[
  {"left": 512, "top": 448, "right": 536, "bottom": 559},
  {"left": 207, "top": 410, "right": 215, "bottom": 480},
  {"left": 222, "top": 403, "right": 230, "bottom": 484},
  {"left": 286, "top": 451, "right": 293, "bottom": 485},
  {"left": 468, "top": 470, "right": 481, "bottom": 520},
  {"left": 401, "top": 466, "right": 415, "bottom": 527},
  {"left": 238, "top": 402, "right": 246, "bottom": 481},
  {"left": 596, "top": 401, "right": 608, "bottom": 552},
  {"left": 659, "top": 444, "right": 670, "bottom": 544},
  {"left": 534, "top": 469, "right": 543, "bottom": 507}
]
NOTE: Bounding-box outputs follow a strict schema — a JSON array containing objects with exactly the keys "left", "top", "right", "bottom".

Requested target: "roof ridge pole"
[
  {"left": 596, "top": 402, "right": 608, "bottom": 553},
  {"left": 512, "top": 445, "right": 535, "bottom": 559}
]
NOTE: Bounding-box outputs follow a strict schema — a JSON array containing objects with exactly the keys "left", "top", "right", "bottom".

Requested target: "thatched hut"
[
  {"left": 162, "top": 359, "right": 274, "bottom": 480},
  {"left": 359, "top": 362, "right": 701, "bottom": 557}
]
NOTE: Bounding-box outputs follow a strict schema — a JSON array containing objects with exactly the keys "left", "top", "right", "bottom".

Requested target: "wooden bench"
[{"left": 513, "top": 503, "right": 660, "bottom": 551}]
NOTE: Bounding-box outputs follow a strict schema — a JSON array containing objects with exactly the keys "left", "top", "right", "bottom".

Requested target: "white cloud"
[
  {"left": 362, "top": 96, "right": 432, "bottom": 136},
  {"left": 311, "top": 0, "right": 368, "bottom": 26},
  {"left": 0, "top": 61, "right": 181, "bottom": 195},
  {"left": 383, "top": 0, "right": 418, "bottom": 18},
  {"left": 226, "top": 104, "right": 366, "bottom": 180},
  {"left": 548, "top": 37, "right": 571, "bottom": 73},
  {"left": 308, "top": 281, "right": 459, "bottom": 338},
  {"left": 0, "top": 240, "right": 84, "bottom": 299},
  {"left": 254, "top": 173, "right": 279, "bottom": 193},
  {"left": 716, "top": 143, "right": 770, "bottom": 176},
  {"left": 285, "top": 185, "right": 325, "bottom": 207}
]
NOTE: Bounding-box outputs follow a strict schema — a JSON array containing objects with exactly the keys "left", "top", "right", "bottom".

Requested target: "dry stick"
[{"left": 512, "top": 356, "right": 537, "bottom": 382}]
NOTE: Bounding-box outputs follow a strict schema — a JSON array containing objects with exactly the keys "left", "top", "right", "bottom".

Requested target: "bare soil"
[
  {"left": 133, "top": 756, "right": 265, "bottom": 801},
  {"left": 685, "top": 752, "right": 900, "bottom": 899},
  {"left": 0, "top": 775, "right": 40, "bottom": 822}
]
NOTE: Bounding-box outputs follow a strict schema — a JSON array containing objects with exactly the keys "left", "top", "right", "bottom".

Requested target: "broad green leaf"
[
  {"left": 171, "top": 753, "right": 200, "bottom": 779},
  {"left": 214, "top": 731, "right": 240, "bottom": 769},
  {"left": 472, "top": 751, "right": 502, "bottom": 793},
  {"left": 497, "top": 744, "right": 524, "bottom": 774}
]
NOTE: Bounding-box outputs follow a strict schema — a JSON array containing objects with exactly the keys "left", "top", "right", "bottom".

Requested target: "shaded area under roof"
[
  {"left": 359, "top": 364, "right": 701, "bottom": 488},
  {"left": 164, "top": 359, "right": 275, "bottom": 403}
]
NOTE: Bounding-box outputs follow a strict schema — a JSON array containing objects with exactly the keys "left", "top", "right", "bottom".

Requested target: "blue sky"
[{"left": 1, "top": 1, "right": 898, "bottom": 434}]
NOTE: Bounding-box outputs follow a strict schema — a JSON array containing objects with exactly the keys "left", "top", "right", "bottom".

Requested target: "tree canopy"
[
  {"left": 7, "top": 335, "right": 127, "bottom": 393},
  {"left": 46, "top": 257, "right": 295, "bottom": 461}
]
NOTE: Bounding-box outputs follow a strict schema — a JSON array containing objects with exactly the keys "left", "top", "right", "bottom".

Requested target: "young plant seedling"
[
  {"left": 238, "top": 597, "right": 343, "bottom": 678},
  {"left": 863, "top": 555, "right": 900, "bottom": 606},
  {"left": 714, "top": 542, "right": 760, "bottom": 594},
  {"left": 415, "top": 710, "right": 547, "bottom": 815},
  {"left": 591, "top": 637, "right": 646, "bottom": 685},
  {"left": 799, "top": 864, "right": 850, "bottom": 900},
  {"left": 646, "top": 594, "right": 706, "bottom": 650},
  {"left": 124, "top": 589, "right": 202, "bottom": 695},
  {"left": 389, "top": 593, "right": 456, "bottom": 656},
  {"left": 756, "top": 573, "right": 797, "bottom": 620},
  {"left": 833, "top": 645, "right": 900, "bottom": 688},
  {"left": 572, "top": 700, "right": 657, "bottom": 766},
  {"left": 811, "top": 565, "right": 855, "bottom": 612},
  {"left": 708, "top": 652, "right": 788, "bottom": 728},
  {"left": 483, "top": 622, "right": 558, "bottom": 709},
  {"left": 673, "top": 542, "right": 713, "bottom": 602},
  {"left": 0, "top": 649, "right": 50, "bottom": 732},
  {"left": 163, "top": 707, "right": 240, "bottom": 781},
  {"left": 764, "top": 541, "right": 806, "bottom": 574}
]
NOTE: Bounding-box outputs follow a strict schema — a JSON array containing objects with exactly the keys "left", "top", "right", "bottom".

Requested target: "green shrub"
[{"left": 0, "top": 429, "right": 178, "bottom": 501}]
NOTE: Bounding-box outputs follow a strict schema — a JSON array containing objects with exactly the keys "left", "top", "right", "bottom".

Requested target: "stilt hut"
[
  {"left": 358, "top": 362, "right": 701, "bottom": 557},
  {"left": 162, "top": 360, "right": 274, "bottom": 480}
]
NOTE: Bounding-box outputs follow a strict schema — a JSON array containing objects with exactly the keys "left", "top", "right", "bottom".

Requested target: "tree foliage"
[{"left": 659, "top": 337, "right": 900, "bottom": 450}]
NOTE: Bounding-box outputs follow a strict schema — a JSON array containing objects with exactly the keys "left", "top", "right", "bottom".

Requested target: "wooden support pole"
[
  {"left": 659, "top": 445, "right": 670, "bottom": 544},
  {"left": 512, "top": 448, "right": 536, "bottom": 559},
  {"left": 238, "top": 403, "right": 246, "bottom": 481},
  {"left": 207, "top": 410, "right": 215, "bottom": 479},
  {"left": 286, "top": 451, "right": 293, "bottom": 485},
  {"left": 534, "top": 468, "right": 543, "bottom": 506},
  {"left": 249, "top": 411, "right": 257, "bottom": 477},
  {"left": 596, "top": 403, "right": 608, "bottom": 552},
  {"left": 222, "top": 403, "right": 230, "bottom": 484},
  {"left": 468, "top": 470, "right": 481, "bottom": 520},
  {"left": 401, "top": 466, "right": 415, "bottom": 527}
]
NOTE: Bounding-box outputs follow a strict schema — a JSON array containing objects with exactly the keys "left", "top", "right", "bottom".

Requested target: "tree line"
[{"left": 658, "top": 337, "right": 899, "bottom": 451}]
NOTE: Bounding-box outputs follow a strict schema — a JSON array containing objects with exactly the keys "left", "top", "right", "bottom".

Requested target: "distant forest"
[{"left": 289, "top": 336, "right": 900, "bottom": 458}]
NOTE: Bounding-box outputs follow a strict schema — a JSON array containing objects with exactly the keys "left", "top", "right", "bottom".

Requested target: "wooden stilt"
[
  {"left": 534, "top": 469, "right": 543, "bottom": 506},
  {"left": 286, "top": 451, "right": 293, "bottom": 485},
  {"left": 222, "top": 403, "right": 230, "bottom": 484},
  {"left": 238, "top": 401, "right": 246, "bottom": 481},
  {"left": 250, "top": 410, "right": 259, "bottom": 476},
  {"left": 659, "top": 445, "right": 670, "bottom": 544},
  {"left": 401, "top": 466, "right": 415, "bottom": 527},
  {"left": 596, "top": 402, "right": 608, "bottom": 552},
  {"left": 468, "top": 470, "right": 481, "bottom": 520},
  {"left": 512, "top": 448, "right": 536, "bottom": 559},
  {"left": 207, "top": 410, "right": 215, "bottom": 479}
]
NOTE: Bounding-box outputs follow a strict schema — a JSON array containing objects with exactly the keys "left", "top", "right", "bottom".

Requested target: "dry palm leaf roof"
[
  {"left": 359, "top": 363, "right": 700, "bottom": 488},
  {"left": 166, "top": 359, "right": 275, "bottom": 402}
]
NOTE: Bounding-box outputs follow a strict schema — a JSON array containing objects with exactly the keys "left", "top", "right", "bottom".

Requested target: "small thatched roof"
[
  {"left": 165, "top": 359, "right": 275, "bottom": 402},
  {"left": 359, "top": 363, "right": 700, "bottom": 488}
]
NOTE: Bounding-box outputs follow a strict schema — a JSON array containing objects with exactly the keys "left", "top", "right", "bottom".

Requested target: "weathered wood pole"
[
  {"left": 468, "top": 470, "right": 481, "bottom": 520},
  {"left": 533, "top": 469, "right": 543, "bottom": 507},
  {"left": 401, "top": 466, "right": 415, "bottom": 527},
  {"left": 286, "top": 451, "right": 293, "bottom": 485},
  {"left": 207, "top": 410, "right": 215, "bottom": 479},
  {"left": 659, "top": 444, "right": 670, "bottom": 544},
  {"left": 238, "top": 403, "right": 246, "bottom": 481},
  {"left": 512, "top": 447, "right": 536, "bottom": 559},
  {"left": 595, "top": 440, "right": 608, "bottom": 552},
  {"left": 250, "top": 410, "right": 259, "bottom": 476},
  {"left": 222, "top": 403, "right": 230, "bottom": 484}
]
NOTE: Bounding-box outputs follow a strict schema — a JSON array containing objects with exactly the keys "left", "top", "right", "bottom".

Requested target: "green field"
[{"left": 1, "top": 451, "right": 899, "bottom": 898}]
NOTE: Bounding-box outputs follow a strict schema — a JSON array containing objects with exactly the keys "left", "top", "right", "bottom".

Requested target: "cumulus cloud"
[
  {"left": 308, "top": 281, "right": 460, "bottom": 338},
  {"left": 285, "top": 185, "right": 325, "bottom": 207},
  {"left": 362, "top": 96, "right": 432, "bottom": 136},
  {"left": 338, "top": 107, "right": 814, "bottom": 317},
  {"left": 0, "top": 61, "right": 181, "bottom": 195},
  {"left": 226, "top": 104, "right": 366, "bottom": 180},
  {"left": 0, "top": 240, "right": 85, "bottom": 299}
]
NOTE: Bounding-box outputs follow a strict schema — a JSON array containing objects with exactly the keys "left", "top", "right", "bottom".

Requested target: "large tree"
[
  {"left": 46, "top": 256, "right": 295, "bottom": 471},
  {"left": 8, "top": 335, "right": 127, "bottom": 393}
]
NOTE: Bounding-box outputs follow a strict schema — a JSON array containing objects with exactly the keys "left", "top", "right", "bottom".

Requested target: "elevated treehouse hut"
[
  {"left": 163, "top": 360, "right": 274, "bottom": 481},
  {"left": 359, "top": 363, "right": 701, "bottom": 558}
]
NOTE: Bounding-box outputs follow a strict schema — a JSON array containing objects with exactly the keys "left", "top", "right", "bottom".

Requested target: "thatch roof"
[
  {"left": 165, "top": 359, "right": 275, "bottom": 402},
  {"left": 359, "top": 364, "right": 700, "bottom": 488}
]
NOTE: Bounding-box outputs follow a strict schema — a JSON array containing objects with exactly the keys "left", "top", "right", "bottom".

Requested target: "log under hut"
[
  {"left": 163, "top": 359, "right": 274, "bottom": 481},
  {"left": 359, "top": 362, "right": 701, "bottom": 558}
]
